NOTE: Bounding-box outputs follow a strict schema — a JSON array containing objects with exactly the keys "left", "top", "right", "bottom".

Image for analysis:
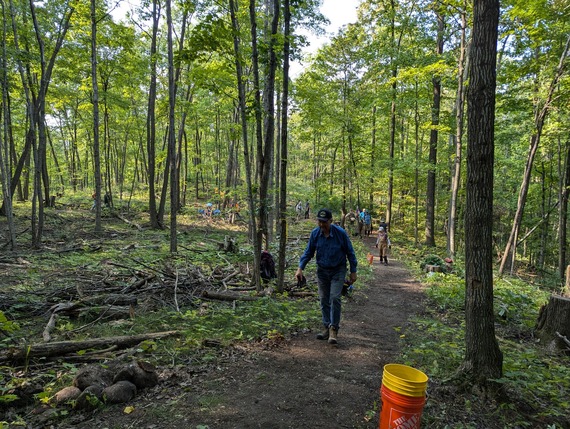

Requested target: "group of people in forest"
[
  {"left": 344, "top": 207, "right": 376, "bottom": 239},
  {"left": 90, "top": 191, "right": 111, "bottom": 210}
]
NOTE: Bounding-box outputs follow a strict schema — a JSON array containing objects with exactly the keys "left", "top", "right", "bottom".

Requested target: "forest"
[{"left": 1, "top": 0, "right": 570, "bottom": 427}]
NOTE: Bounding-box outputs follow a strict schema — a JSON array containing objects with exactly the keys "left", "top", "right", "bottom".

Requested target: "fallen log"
[
  {"left": 201, "top": 290, "right": 259, "bottom": 302},
  {"left": 114, "top": 212, "right": 143, "bottom": 231},
  {"left": 289, "top": 291, "right": 316, "bottom": 298},
  {"left": 0, "top": 331, "right": 179, "bottom": 364},
  {"left": 47, "top": 302, "right": 135, "bottom": 321}
]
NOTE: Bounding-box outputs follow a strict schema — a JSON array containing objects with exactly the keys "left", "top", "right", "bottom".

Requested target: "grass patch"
[
  {"left": 395, "top": 247, "right": 569, "bottom": 428},
  {"left": 1, "top": 200, "right": 376, "bottom": 428}
]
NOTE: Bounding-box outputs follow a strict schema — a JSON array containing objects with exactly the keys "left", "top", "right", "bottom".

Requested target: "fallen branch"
[
  {"left": 1, "top": 331, "right": 179, "bottom": 363},
  {"left": 43, "top": 313, "right": 58, "bottom": 342},
  {"left": 114, "top": 212, "right": 143, "bottom": 230},
  {"left": 201, "top": 290, "right": 259, "bottom": 302},
  {"left": 289, "top": 291, "right": 316, "bottom": 298}
]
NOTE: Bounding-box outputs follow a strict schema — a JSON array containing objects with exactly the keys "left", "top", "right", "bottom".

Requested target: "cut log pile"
[
  {"left": 2, "top": 241, "right": 315, "bottom": 365},
  {"left": 51, "top": 360, "right": 160, "bottom": 410}
]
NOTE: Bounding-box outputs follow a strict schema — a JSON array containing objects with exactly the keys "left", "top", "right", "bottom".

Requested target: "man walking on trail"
[{"left": 295, "top": 208, "right": 358, "bottom": 345}]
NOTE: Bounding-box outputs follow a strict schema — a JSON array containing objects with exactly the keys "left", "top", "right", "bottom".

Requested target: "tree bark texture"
[
  {"left": 535, "top": 294, "right": 570, "bottom": 351},
  {"left": 229, "top": 0, "right": 261, "bottom": 290},
  {"left": 559, "top": 142, "right": 570, "bottom": 279},
  {"left": 448, "top": 3, "right": 467, "bottom": 258},
  {"left": 425, "top": 9, "right": 444, "bottom": 247},
  {"left": 277, "top": 0, "right": 290, "bottom": 294},
  {"left": 463, "top": 0, "right": 503, "bottom": 383}
]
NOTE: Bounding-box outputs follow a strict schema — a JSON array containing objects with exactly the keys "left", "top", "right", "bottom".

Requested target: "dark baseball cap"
[{"left": 317, "top": 208, "right": 332, "bottom": 221}]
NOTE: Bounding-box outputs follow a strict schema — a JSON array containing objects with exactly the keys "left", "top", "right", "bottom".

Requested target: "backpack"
[{"left": 260, "top": 251, "right": 277, "bottom": 281}]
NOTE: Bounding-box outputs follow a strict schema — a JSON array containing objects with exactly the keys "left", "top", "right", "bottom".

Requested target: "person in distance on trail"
[
  {"left": 363, "top": 209, "right": 372, "bottom": 237},
  {"left": 90, "top": 192, "right": 97, "bottom": 211},
  {"left": 295, "top": 208, "right": 358, "bottom": 345},
  {"left": 295, "top": 200, "right": 303, "bottom": 221},
  {"left": 375, "top": 226, "right": 390, "bottom": 265}
]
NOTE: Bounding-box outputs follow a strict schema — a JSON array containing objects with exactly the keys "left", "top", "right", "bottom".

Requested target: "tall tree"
[
  {"left": 91, "top": 0, "right": 102, "bottom": 233},
  {"left": 462, "top": 0, "right": 503, "bottom": 386},
  {"left": 166, "top": 0, "right": 178, "bottom": 252},
  {"left": 386, "top": 0, "right": 398, "bottom": 229},
  {"left": 229, "top": 0, "right": 261, "bottom": 290},
  {"left": 146, "top": 0, "right": 161, "bottom": 229},
  {"left": 559, "top": 139, "right": 570, "bottom": 280},
  {"left": 425, "top": 5, "right": 444, "bottom": 247},
  {"left": 277, "top": 0, "right": 290, "bottom": 293},
  {"left": 447, "top": 0, "right": 467, "bottom": 258},
  {"left": 0, "top": 0, "right": 16, "bottom": 249},
  {"left": 259, "top": 0, "right": 279, "bottom": 251},
  {"left": 499, "top": 35, "right": 570, "bottom": 275}
]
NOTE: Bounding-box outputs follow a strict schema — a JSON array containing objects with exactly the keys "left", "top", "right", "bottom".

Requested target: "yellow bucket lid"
[{"left": 382, "top": 364, "right": 428, "bottom": 397}]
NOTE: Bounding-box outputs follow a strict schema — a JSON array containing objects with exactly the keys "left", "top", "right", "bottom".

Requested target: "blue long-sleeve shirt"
[{"left": 299, "top": 224, "right": 358, "bottom": 273}]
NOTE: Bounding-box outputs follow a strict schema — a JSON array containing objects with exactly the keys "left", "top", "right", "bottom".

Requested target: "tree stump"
[
  {"left": 534, "top": 294, "right": 570, "bottom": 352},
  {"left": 424, "top": 264, "right": 442, "bottom": 273}
]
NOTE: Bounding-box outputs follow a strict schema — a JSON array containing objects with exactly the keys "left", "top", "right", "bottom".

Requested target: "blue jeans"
[{"left": 316, "top": 266, "right": 346, "bottom": 330}]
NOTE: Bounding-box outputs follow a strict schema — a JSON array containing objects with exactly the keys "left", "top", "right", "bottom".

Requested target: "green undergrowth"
[
  {"left": 1, "top": 203, "right": 375, "bottom": 425},
  {"left": 176, "top": 296, "right": 320, "bottom": 346},
  {"left": 394, "top": 246, "right": 570, "bottom": 428}
]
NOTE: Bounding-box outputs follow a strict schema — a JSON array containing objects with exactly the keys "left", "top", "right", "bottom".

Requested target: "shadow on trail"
[
  {"left": 70, "top": 238, "right": 426, "bottom": 429},
  {"left": 179, "top": 238, "right": 427, "bottom": 429}
]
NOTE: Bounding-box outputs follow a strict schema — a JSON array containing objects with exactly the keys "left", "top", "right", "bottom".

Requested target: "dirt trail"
[{"left": 69, "top": 238, "right": 425, "bottom": 429}]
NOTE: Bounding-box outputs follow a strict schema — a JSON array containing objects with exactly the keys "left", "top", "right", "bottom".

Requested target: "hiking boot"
[
  {"left": 316, "top": 327, "right": 329, "bottom": 340},
  {"left": 328, "top": 327, "right": 338, "bottom": 344}
]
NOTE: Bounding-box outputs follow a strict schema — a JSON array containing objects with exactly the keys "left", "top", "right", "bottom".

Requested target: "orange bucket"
[
  {"left": 379, "top": 384, "right": 425, "bottom": 429},
  {"left": 367, "top": 253, "right": 374, "bottom": 265},
  {"left": 379, "top": 364, "right": 428, "bottom": 429}
]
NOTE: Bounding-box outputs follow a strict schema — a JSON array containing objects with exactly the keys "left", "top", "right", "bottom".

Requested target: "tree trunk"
[
  {"left": 448, "top": 3, "right": 467, "bottom": 258},
  {"left": 147, "top": 0, "right": 161, "bottom": 229},
  {"left": 0, "top": 8, "right": 17, "bottom": 248},
  {"left": 248, "top": 0, "right": 265, "bottom": 289},
  {"left": 229, "top": 0, "right": 261, "bottom": 290},
  {"left": 370, "top": 106, "right": 377, "bottom": 216},
  {"left": 559, "top": 140, "right": 570, "bottom": 279},
  {"left": 29, "top": 0, "right": 73, "bottom": 244},
  {"left": 462, "top": 0, "right": 503, "bottom": 386},
  {"left": 166, "top": 0, "right": 178, "bottom": 252},
  {"left": 425, "top": 9, "right": 444, "bottom": 248},
  {"left": 386, "top": 0, "right": 397, "bottom": 228},
  {"left": 499, "top": 35, "right": 570, "bottom": 275},
  {"left": 277, "top": 0, "right": 290, "bottom": 294},
  {"left": 414, "top": 80, "right": 420, "bottom": 246},
  {"left": 259, "top": 0, "right": 279, "bottom": 252},
  {"left": 91, "top": 0, "right": 102, "bottom": 234}
]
